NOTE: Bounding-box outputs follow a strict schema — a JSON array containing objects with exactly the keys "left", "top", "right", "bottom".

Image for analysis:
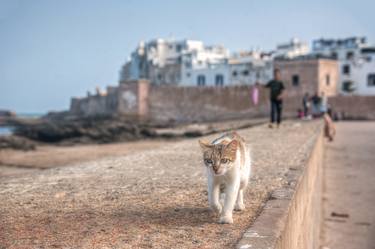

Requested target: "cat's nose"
[{"left": 213, "top": 166, "right": 220, "bottom": 173}]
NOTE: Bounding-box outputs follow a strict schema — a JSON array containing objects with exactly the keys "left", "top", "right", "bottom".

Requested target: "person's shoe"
[
  {"left": 277, "top": 123, "right": 281, "bottom": 128},
  {"left": 268, "top": 123, "right": 274, "bottom": 128}
]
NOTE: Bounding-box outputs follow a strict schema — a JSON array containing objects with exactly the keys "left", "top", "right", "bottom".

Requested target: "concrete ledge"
[{"left": 237, "top": 125, "right": 323, "bottom": 249}]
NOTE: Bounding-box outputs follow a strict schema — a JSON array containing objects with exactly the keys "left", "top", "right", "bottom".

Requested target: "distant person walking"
[
  {"left": 320, "top": 91, "right": 328, "bottom": 114},
  {"left": 302, "top": 92, "right": 310, "bottom": 117},
  {"left": 265, "top": 68, "right": 285, "bottom": 128},
  {"left": 311, "top": 92, "right": 321, "bottom": 118}
]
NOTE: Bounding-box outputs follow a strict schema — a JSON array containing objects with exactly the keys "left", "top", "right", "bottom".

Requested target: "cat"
[{"left": 199, "top": 131, "right": 251, "bottom": 224}]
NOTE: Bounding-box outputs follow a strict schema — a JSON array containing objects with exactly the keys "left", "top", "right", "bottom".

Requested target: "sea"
[{"left": 0, "top": 113, "right": 44, "bottom": 136}]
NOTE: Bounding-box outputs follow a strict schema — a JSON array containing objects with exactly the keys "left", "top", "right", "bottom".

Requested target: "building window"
[
  {"left": 255, "top": 71, "right": 260, "bottom": 80},
  {"left": 242, "top": 70, "right": 249, "bottom": 76},
  {"left": 331, "top": 52, "right": 338, "bottom": 59},
  {"left": 342, "top": 65, "right": 350, "bottom": 75},
  {"left": 346, "top": 51, "right": 354, "bottom": 60},
  {"left": 186, "top": 73, "right": 191, "bottom": 78},
  {"left": 215, "top": 74, "right": 224, "bottom": 86},
  {"left": 326, "top": 74, "right": 330, "bottom": 86},
  {"left": 342, "top": 81, "right": 355, "bottom": 93},
  {"left": 292, "top": 74, "right": 300, "bottom": 87},
  {"left": 197, "top": 75, "right": 206, "bottom": 86},
  {"left": 232, "top": 71, "right": 238, "bottom": 77},
  {"left": 368, "top": 74, "right": 375, "bottom": 87},
  {"left": 185, "top": 62, "right": 192, "bottom": 69}
]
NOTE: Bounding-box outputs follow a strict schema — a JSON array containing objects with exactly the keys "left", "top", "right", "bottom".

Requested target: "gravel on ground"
[{"left": 0, "top": 121, "right": 321, "bottom": 249}]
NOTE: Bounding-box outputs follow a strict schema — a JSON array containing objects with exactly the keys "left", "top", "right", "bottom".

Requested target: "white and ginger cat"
[{"left": 199, "top": 131, "right": 251, "bottom": 224}]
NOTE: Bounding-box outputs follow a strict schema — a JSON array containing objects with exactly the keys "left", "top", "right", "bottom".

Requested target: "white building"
[
  {"left": 229, "top": 51, "right": 273, "bottom": 85},
  {"left": 119, "top": 37, "right": 317, "bottom": 87},
  {"left": 180, "top": 63, "right": 230, "bottom": 87},
  {"left": 312, "top": 37, "right": 375, "bottom": 95},
  {"left": 119, "top": 39, "right": 229, "bottom": 86},
  {"left": 274, "top": 38, "right": 309, "bottom": 59}
]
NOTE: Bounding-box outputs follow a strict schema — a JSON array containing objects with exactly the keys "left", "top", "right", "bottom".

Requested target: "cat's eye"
[
  {"left": 221, "top": 158, "right": 229, "bottom": 163},
  {"left": 205, "top": 159, "right": 213, "bottom": 164}
]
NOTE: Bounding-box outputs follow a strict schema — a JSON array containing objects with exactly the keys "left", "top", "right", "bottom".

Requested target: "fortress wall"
[{"left": 69, "top": 80, "right": 375, "bottom": 122}]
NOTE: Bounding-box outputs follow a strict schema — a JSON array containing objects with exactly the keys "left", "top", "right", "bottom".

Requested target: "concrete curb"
[{"left": 236, "top": 124, "right": 324, "bottom": 249}]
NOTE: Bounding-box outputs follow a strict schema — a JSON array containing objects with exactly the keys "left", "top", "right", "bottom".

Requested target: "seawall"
[
  {"left": 69, "top": 81, "right": 375, "bottom": 123},
  {"left": 237, "top": 124, "right": 323, "bottom": 249}
]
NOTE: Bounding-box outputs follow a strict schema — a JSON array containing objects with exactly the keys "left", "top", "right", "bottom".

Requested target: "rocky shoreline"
[{"left": 1, "top": 115, "right": 266, "bottom": 149}]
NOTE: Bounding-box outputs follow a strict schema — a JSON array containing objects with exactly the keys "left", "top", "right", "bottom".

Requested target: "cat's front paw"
[
  {"left": 234, "top": 203, "right": 245, "bottom": 211},
  {"left": 210, "top": 203, "right": 222, "bottom": 214},
  {"left": 218, "top": 215, "right": 233, "bottom": 224}
]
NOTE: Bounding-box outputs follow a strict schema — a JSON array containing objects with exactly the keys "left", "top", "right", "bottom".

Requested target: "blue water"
[
  {"left": 17, "top": 113, "right": 44, "bottom": 119},
  {"left": 0, "top": 112, "right": 44, "bottom": 136},
  {"left": 0, "top": 126, "right": 13, "bottom": 136}
]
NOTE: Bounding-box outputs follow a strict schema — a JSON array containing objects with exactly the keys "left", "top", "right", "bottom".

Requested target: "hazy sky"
[{"left": 1, "top": 0, "right": 374, "bottom": 113}]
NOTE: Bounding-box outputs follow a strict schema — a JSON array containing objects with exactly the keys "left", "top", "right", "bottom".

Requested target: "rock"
[{"left": 0, "top": 135, "right": 37, "bottom": 151}]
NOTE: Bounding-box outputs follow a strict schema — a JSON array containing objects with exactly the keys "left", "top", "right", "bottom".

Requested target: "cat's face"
[{"left": 199, "top": 140, "right": 237, "bottom": 175}]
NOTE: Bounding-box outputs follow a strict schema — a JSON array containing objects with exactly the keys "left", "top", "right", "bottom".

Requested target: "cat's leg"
[
  {"left": 234, "top": 189, "right": 245, "bottom": 211},
  {"left": 219, "top": 180, "right": 240, "bottom": 224},
  {"left": 235, "top": 179, "right": 247, "bottom": 211},
  {"left": 208, "top": 182, "right": 222, "bottom": 214}
]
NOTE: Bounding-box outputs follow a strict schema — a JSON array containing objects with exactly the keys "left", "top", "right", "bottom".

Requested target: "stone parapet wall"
[
  {"left": 236, "top": 125, "right": 324, "bottom": 249},
  {"left": 329, "top": 95, "right": 375, "bottom": 120}
]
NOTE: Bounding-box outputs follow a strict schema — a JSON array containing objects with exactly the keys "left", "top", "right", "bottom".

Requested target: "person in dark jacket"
[
  {"left": 311, "top": 92, "right": 322, "bottom": 118},
  {"left": 265, "top": 68, "right": 285, "bottom": 128},
  {"left": 302, "top": 92, "right": 310, "bottom": 117}
]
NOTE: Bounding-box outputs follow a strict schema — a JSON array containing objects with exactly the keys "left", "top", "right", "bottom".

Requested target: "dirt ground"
[
  {"left": 0, "top": 121, "right": 320, "bottom": 249},
  {"left": 0, "top": 139, "right": 175, "bottom": 177},
  {"left": 320, "top": 122, "right": 375, "bottom": 249}
]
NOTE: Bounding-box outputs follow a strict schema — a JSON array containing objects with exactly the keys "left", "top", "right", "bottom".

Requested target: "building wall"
[
  {"left": 312, "top": 37, "right": 375, "bottom": 95},
  {"left": 274, "top": 58, "right": 338, "bottom": 97},
  {"left": 350, "top": 53, "right": 375, "bottom": 95},
  {"left": 274, "top": 59, "right": 319, "bottom": 97},
  {"left": 329, "top": 95, "right": 375, "bottom": 119},
  {"left": 317, "top": 59, "right": 339, "bottom": 96},
  {"left": 229, "top": 61, "right": 273, "bottom": 86},
  {"left": 181, "top": 64, "right": 230, "bottom": 87}
]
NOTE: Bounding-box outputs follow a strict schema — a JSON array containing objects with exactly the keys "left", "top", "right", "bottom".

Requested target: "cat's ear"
[
  {"left": 225, "top": 140, "right": 238, "bottom": 159},
  {"left": 199, "top": 140, "right": 212, "bottom": 150}
]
